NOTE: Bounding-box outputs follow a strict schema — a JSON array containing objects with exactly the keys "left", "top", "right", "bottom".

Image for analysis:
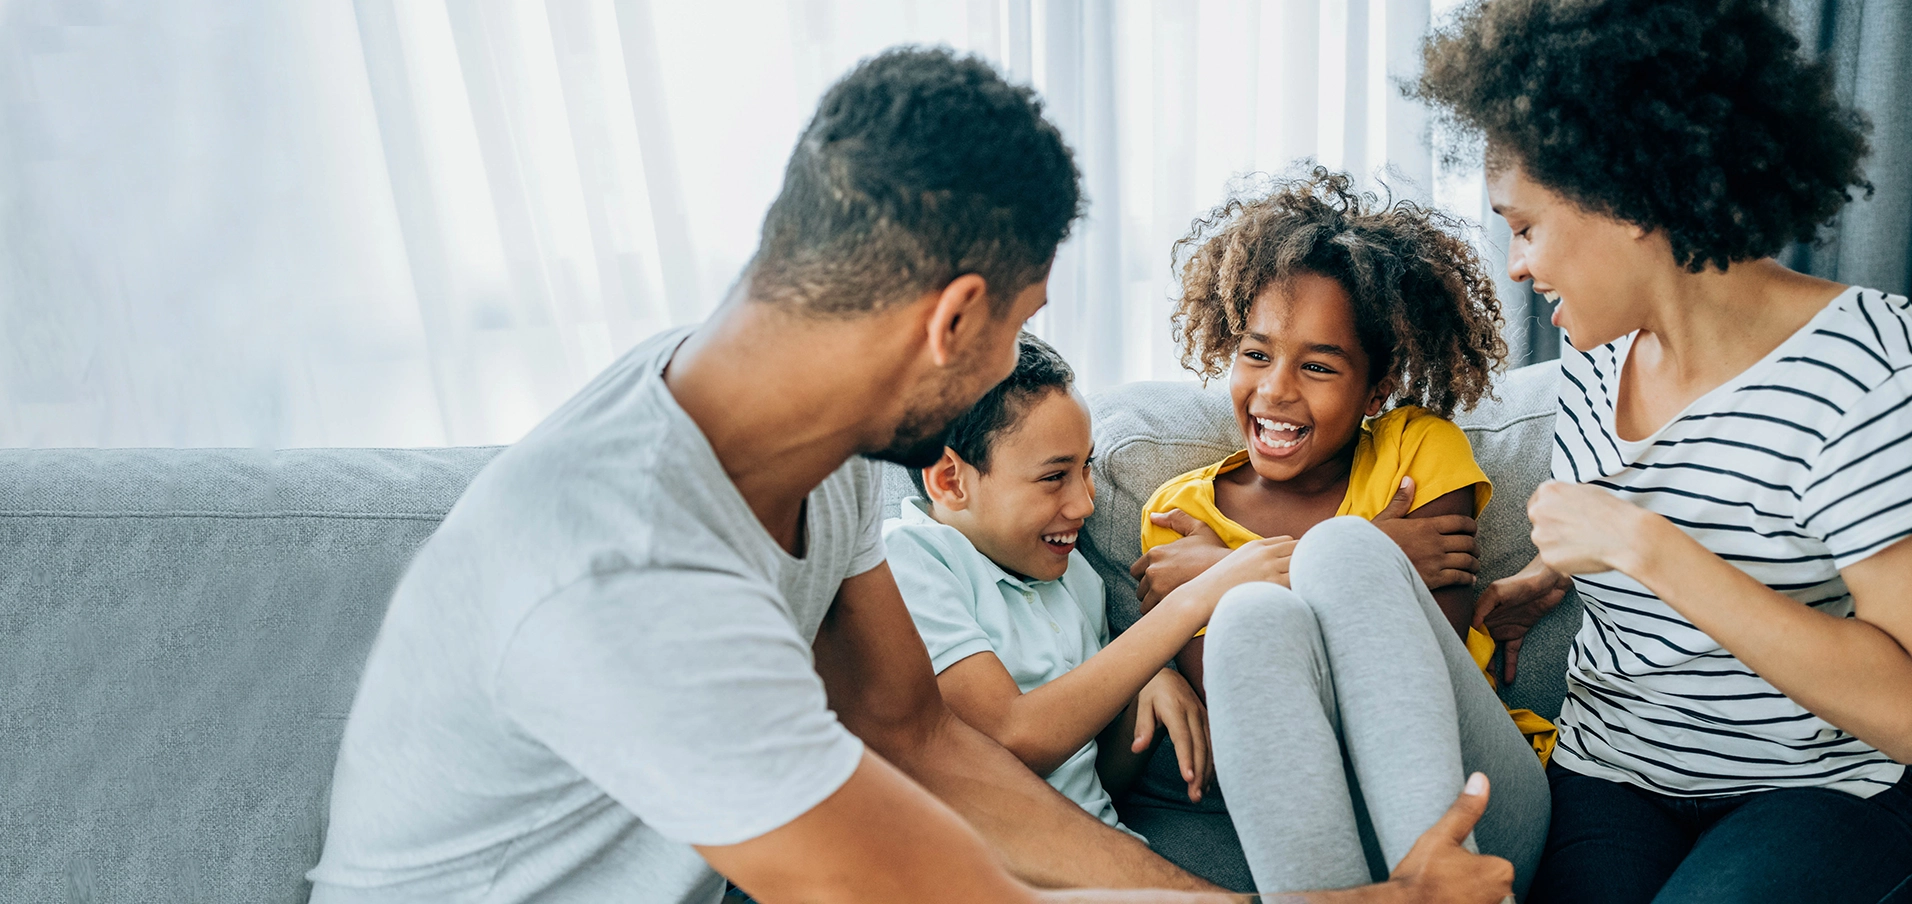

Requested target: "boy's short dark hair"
[
  {"left": 909, "top": 333, "right": 1074, "bottom": 496},
  {"left": 749, "top": 47, "right": 1083, "bottom": 316},
  {"left": 1412, "top": 0, "right": 1871, "bottom": 273}
]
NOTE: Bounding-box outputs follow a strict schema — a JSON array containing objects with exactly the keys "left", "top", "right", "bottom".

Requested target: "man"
[{"left": 308, "top": 48, "right": 1512, "bottom": 903}]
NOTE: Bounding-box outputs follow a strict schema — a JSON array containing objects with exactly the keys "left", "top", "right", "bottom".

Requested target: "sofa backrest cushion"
[{"left": 0, "top": 448, "right": 497, "bottom": 904}]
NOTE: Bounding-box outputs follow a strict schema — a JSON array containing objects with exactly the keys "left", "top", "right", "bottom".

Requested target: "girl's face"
[
  {"left": 1488, "top": 162, "right": 1664, "bottom": 351},
  {"left": 1228, "top": 273, "right": 1391, "bottom": 485}
]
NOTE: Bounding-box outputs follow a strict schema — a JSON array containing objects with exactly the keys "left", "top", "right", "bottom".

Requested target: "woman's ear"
[
  {"left": 922, "top": 448, "right": 972, "bottom": 512},
  {"left": 1365, "top": 376, "right": 1397, "bottom": 418}
]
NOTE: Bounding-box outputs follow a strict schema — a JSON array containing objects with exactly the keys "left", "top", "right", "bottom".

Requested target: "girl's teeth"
[{"left": 1255, "top": 418, "right": 1306, "bottom": 448}]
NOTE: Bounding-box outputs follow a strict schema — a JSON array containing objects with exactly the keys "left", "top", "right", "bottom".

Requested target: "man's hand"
[
  {"left": 1386, "top": 773, "right": 1515, "bottom": 904},
  {"left": 1472, "top": 556, "right": 1570, "bottom": 685},
  {"left": 1131, "top": 668, "right": 1213, "bottom": 803},
  {"left": 1369, "top": 478, "right": 1479, "bottom": 591},
  {"left": 1132, "top": 509, "right": 1235, "bottom": 613}
]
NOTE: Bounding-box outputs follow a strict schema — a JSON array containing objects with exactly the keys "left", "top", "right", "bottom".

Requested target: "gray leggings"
[{"left": 1205, "top": 517, "right": 1548, "bottom": 897}]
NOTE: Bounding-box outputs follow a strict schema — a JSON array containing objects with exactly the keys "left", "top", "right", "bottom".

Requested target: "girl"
[
  {"left": 1128, "top": 169, "right": 1555, "bottom": 895},
  {"left": 1416, "top": 1, "right": 1912, "bottom": 901}
]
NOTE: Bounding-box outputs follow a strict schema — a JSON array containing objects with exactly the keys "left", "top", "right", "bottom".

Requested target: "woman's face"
[{"left": 1488, "top": 163, "right": 1667, "bottom": 351}]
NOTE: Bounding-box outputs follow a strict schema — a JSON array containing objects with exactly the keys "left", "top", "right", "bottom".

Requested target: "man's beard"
[
  {"left": 862, "top": 375, "right": 975, "bottom": 469},
  {"left": 862, "top": 407, "right": 955, "bottom": 469}
]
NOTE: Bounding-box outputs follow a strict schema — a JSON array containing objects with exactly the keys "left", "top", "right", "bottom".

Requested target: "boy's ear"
[
  {"left": 1365, "top": 376, "right": 1396, "bottom": 418},
  {"left": 922, "top": 448, "right": 972, "bottom": 511}
]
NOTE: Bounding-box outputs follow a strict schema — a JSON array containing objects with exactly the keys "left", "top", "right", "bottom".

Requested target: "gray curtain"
[{"left": 1783, "top": 0, "right": 1912, "bottom": 297}]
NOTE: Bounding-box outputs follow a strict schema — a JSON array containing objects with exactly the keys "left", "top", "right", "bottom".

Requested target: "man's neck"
[{"left": 664, "top": 299, "right": 912, "bottom": 554}]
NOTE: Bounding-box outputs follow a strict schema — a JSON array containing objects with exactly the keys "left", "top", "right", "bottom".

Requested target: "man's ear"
[
  {"left": 922, "top": 448, "right": 972, "bottom": 512},
  {"left": 923, "top": 273, "right": 993, "bottom": 368},
  {"left": 1365, "top": 376, "right": 1397, "bottom": 418}
]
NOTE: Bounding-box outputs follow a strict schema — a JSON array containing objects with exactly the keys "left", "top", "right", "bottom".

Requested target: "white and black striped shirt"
[{"left": 1551, "top": 285, "right": 1912, "bottom": 799}]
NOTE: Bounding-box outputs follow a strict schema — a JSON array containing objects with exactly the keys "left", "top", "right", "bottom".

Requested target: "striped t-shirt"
[{"left": 1550, "top": 285, "right": 1912, "bottom": 799}]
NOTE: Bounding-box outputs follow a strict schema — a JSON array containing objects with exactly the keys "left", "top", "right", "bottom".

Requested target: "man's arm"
[
  {"left": 701, "top": 742, "right": 1515, "bottom": 904},
  {"left": 812, "top": 562, "right": 1214, "bottom": 890}
]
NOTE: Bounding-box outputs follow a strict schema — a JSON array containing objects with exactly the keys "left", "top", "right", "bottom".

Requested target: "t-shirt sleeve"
[
  {"left": 493, "top": 567, "right": 864, "bottom": 848},
  {"left": 884, "top": 529, "right": 997, "bottom": 674},
  {"left": 1800, "top": 368, "right": 1912, "bottom": 569},
  {"left": 1403, "top": 413, "right": 1494, "bottom": 517},
  {"left": 848, "top": 460, "right": 888, "bottom": 578}
]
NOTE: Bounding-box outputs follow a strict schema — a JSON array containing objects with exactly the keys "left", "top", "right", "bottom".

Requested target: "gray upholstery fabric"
[{"left": 0, "top": 448, "right": 499, "bottom": 904}]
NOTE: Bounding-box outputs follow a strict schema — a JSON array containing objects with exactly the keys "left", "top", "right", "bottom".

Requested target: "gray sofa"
[{"left": 1, "top": 361, "right": 1576, "bottom": 903}]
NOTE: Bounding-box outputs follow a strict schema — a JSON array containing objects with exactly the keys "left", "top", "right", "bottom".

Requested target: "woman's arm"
[{"left": 1527, "top": 480, "right": 1912, "bottom": 761}]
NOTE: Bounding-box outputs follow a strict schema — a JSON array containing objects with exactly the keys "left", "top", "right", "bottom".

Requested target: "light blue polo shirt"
[{"left": 883, "top": 498, "right": 1135, "bottom": 836}]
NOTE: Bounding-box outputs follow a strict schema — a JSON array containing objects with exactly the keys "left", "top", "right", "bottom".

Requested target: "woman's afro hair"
[{"left": 1413, "top": 0, "right": 1872, "bottom": 273}]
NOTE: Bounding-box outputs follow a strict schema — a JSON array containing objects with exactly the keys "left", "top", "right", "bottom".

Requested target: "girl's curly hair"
[{"left": 1170, "top": 168, "right": 1507, "bottom": 418}]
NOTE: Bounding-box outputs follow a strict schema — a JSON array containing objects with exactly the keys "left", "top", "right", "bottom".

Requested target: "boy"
[{"left": 884, "top": 333, "right": 1291, "bottom": 832}]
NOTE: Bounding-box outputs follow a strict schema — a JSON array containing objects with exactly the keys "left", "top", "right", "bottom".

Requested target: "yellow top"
[{"left": 1141, "top": 405, "right": 1556, "bottom": 764}]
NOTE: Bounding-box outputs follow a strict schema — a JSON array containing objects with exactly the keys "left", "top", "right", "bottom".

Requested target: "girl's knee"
[
  {"left": 1210, "top": 581, "right": 1315, "bottom": 653},
  {"left": 1291, "top": 516, "right": 1413, "bottom": 590}
]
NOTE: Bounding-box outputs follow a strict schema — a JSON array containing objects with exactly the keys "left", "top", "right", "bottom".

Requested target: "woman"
[{"left": 1415, "top": 1, "right": 1912, "bottom": 901}]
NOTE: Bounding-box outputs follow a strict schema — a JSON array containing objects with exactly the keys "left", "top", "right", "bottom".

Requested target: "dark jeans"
[{"left": 1529, "top": 762, "right": 1912, "bottom": 904}]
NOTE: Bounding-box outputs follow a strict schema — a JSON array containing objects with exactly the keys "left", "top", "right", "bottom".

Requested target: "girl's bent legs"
[
  {"left": 1207, "top": 581, "right": 1371, "bottom": 892},
  {"left": 1291, "top": 517, "right": 1549, "bottom": 895}
]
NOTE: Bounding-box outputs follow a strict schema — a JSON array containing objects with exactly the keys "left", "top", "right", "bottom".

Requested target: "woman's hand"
[
  {"left": 1130, "top": 668, "right": 1212, "bottom": 803},
  {"left": 1472, "top": 555, "right": 1572, "bottom": 684},
  {"left": 1527, "top": 480, "right": 1659, "bottom": 576},
  {"left": 1130, "top": 509, "right": 1234, "bottom": 614}
]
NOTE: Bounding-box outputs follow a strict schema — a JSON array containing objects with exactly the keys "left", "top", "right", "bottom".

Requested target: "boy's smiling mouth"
[
  {"left": 1253, "top": 416, "right": 1311, "bottom": 455},
  {"left": 1040, "top": 530, "right": 1079, "bottom": 555}
]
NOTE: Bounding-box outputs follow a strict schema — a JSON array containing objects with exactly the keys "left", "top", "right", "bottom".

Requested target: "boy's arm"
[{"left": 813, "top": 562, "right": 1217, "bottom": 891}]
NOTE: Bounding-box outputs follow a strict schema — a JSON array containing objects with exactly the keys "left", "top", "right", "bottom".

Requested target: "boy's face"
[
  {"left": 925, "top": 388, "right": 1096, "bottom": 582},
  {"left": 1228, "top": 272, "right": 1390, "bottom": 485}
]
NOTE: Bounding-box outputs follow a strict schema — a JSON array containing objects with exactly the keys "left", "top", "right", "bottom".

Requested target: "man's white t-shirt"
[{"left": 307, "top": 328, "right": 884, "bottom": 903}]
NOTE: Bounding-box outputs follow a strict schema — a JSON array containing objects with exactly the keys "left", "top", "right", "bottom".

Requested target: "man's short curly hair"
[
  {"left": 1170, "top": 168, "right": 1507, "bottom": 418},
  {"left": 750, "top": 47, "right": 1082, "bottom": 316},
  {"left": 1412, "top": 0, "right": 1872, "bottom": 273}
]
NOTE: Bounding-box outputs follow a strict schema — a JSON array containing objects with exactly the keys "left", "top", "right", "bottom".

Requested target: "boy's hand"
[
  {"left": 1189, "top": 535, "right": 1298, "bottom": 602},
  {"left": 1472, "top": 555, "right": 1571, "bottom": 684},
  {"left": 1131, "top": 668, "right": 1212, "bottom": 802},
  {"left": 1371, "top": 477, "right": 1480, "bottom": 590},
  {"left": 1387, "top": 773, "right": 1515, "bottom": 904},
  {"left": 1131, "top": 509, "right": 1233, "bottom": 613}
]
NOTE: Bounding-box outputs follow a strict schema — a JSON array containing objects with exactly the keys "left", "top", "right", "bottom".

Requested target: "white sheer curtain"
[{"left": 1, "top": 0, "right": 1502, "bottom": 448}]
